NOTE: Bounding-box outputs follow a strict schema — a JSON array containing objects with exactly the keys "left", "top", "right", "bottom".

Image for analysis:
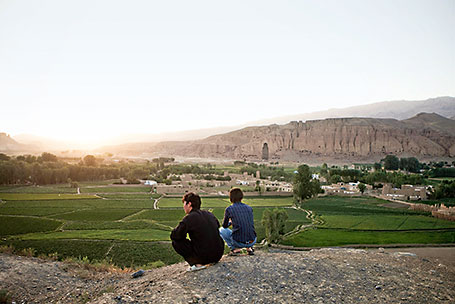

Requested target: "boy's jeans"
[{"left": 219, "top": 227, "right": 256, "bottom": 250}]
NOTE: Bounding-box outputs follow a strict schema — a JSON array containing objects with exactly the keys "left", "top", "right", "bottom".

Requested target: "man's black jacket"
[{"left": 171, "top": 209, "right": 224, "bottom": 262}]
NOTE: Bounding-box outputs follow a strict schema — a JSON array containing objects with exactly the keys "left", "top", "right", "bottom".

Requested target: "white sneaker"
[{"left": 187, "top": 265, "right": 207, "bottom": 272}]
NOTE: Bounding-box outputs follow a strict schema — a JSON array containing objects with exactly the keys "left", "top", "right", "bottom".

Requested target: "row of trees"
[
  {"left": 0, "top": 153, "right": 160, "bottom": 185},
  {"left": 382, "top": 155, "right": 422, "bottom": 172},
  {"left": 432, "top": 180, "right": 455, "bottom": 200},
  {"left": 323, "top": 167, "right": 425, "bottom": 188},
  {"left": 239, "top": 163, "right": 293, "bottom": 182},
  {"left": 0, "top": 161, "right": 122, "bottom": 185}
]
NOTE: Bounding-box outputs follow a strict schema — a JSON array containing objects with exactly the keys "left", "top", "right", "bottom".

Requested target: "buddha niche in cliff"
[{"left": 262, "top": 143, "right": 269, "bottom": 160}]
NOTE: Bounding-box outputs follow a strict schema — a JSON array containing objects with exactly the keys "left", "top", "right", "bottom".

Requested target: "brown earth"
[
  {"left": 1, "top": 247, "right": 454, "bottom": 303},
  {"left": 382, "top": 247, "right": 455, "bottom": 268}
]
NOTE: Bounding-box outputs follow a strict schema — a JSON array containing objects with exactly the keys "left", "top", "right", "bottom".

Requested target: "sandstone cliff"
[{"left": 150, "top": 113, "right": 455, "bottom": 160}]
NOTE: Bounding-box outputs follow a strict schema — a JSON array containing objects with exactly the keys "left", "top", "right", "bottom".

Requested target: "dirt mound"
[{"left": 1, "top": 248, "right": 454, "bottom": 303}]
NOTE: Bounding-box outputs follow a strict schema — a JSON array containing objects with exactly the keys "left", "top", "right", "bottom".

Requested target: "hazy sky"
[{"left": 1, "top": 0, "right": 454, "bottom": 145}]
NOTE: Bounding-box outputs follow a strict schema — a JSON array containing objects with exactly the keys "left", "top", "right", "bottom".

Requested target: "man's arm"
[
  {"left": 170, "top": 220, "right": 187, "bottom": 241},
  {"left": 222, "top": 208, "right": 231, "bottom": 228}
]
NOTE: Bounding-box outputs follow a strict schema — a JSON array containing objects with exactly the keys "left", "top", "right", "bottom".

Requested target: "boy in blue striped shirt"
[{"left": 219, "top": 188, "right": 257, "bottom": 255}]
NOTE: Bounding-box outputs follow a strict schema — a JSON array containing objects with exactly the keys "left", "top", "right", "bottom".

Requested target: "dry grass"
[
  {"left": 0, "top": 245, "right": 14, "bottom": 254},
  {"left": 62, "top": 256, "right": 133, "bottom": 278},
  {"left": 0, "top": 289, "right": 12, "bottom": 304}
]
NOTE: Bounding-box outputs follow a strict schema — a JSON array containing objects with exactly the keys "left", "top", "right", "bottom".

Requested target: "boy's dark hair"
[
  {"left": 229, "top": 187, "right": 243, "bottom": 203},
  {"left": 182, "top": 192, "right": 201, "bottom": 210}
]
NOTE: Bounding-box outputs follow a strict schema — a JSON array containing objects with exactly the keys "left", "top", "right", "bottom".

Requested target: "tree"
[
  {"left": 321, "top": 163, "right": 328, "bottom": 176},
  {"left": 255, "top": 180, "right": 263, "bottom": 196},
  {"left": 383, "top": 155, "right": 399, "bottom": 170},
  {"left": 373, "top": 162, "right": 382, "bottom": 171},
  {"left": 293, "top": 164, "right": 321, "bottom": 206},
  {"left": 40, "top": 152, "right": 58, "bottom": 162},
  {"left": 0, "top": 153, "right": 10, "bottom": 161},
  {"left": 83, "top": 155, "right": 97, "bottom": 166},
  {"left": 400, "top": 157, "right": 421, "bottom": 173},
  {"left": 432, "top": 180, "right": 455, "bottom": 199},
  {"left": 329, "top": 174, "right": 341, "bottom": 184},
  {"left": 408, "top": 157, "right": 421, "bottom": 173},
  {"left": 261, "top": 208, "right": 288, "bottom": 244},
  {"left": 358, "top": 183, "right": 366, "bottom": 194}
]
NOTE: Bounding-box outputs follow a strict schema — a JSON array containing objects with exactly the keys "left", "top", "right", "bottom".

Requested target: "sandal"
[
  {"left": 247, "top": 248, "right": 255, "bottom": 256},
  {"left": 229, "top": 249, "right": 241, "bottom": 256}
]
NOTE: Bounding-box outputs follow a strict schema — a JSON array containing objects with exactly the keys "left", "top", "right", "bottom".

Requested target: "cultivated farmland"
[
  {"left": 1, "top": 184, "right": 454, "bottom": 268},
  {"left": 281, "top": 196, "right": 455, "bottom": 247}
]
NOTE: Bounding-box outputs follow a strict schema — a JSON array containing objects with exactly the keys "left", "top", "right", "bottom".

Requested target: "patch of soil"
[
  {"left": 383, "top": 247, "right": 455, "bottom": 268},
  {"left": 0, "top": 254, "right": 124, "bottom": 303},
  {"left": 379, "top": 202, "right": 410, "bottom": 209}
]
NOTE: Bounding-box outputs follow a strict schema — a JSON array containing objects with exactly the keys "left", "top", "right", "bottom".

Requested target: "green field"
[
  {"left": 281, "top": 196, "right": 455, "bottom": 247},
  {"left": 3, "top": 239, "right": 183, "bottom": 267},
  {"left": 80, "top": 186, "right": 151, "bottom": 193},
  {"left": 157, "top": 196, "right": 294, "bottom": 208},
  {"left": 0, "top": 185, "right": 76, "bottom": 194},
  {"left": 0, "top": 193, "right": 98, "bottom": 200},
  {"left": 19, "top": 228, "right": 171, "bottom": 242},
  {"left": 1, "top": 187, "right": 454, "bottom": 268},
  {"left": 282, "top": 229, "right": 455, "bottom": 247},
  {"left": 158, "top": 197, "right": 230, "bottom": 208},
  {"left": 319, "top": 214, "right": 455, "bottom": 230},
  {"left": 98, "top": 193, "right": 161, "bottom": 199},
  {"left": 0, "top": 216, "right": 62, "bottom": 235},
  {"left": 49, "top": 209, "right": 142, "bottom": 221}
]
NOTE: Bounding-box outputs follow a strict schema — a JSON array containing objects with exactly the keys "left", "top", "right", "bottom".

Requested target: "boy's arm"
[{"left": 222, "top": 209, "right": 230, "bottom": 228}]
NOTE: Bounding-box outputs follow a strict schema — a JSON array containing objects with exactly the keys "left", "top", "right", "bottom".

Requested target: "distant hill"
[
  {"left": 0, "top": 133, "right": 34, "bottom": 152},
  {"left": 402, "top": 113, "right": 455, "bottom": 136},
  {"left": 249, "top": 96, "right": 455, "bottom": 126},
  {"left": 12, "top": 134, "right": 76, "bottom": 151}
]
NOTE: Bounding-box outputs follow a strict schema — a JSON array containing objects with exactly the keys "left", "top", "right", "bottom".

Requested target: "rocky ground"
[{"left": 1, "top": 248, "right": 454, "bottom": 304}]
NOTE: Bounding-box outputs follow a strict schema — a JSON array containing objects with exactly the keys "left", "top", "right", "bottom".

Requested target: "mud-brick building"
[{"left": 382, "top": 184, "right": 427, "bottom": 200}]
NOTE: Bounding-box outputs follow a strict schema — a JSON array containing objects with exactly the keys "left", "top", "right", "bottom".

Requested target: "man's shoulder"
[
  {"left": 230, "top": 202, "right": 252, "bottom": 210},
  {"left": 189, "top": 209, "right": 215, "bottom": 218},
  {"left": 183, "top": 210, "right": 200, "bottom": 220},
  {"left": 200, "top": 209, "right": 215, "bottom": 217}
]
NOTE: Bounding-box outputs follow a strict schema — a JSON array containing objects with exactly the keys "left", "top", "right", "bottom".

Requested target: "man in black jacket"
[{"left": 170, "top": 192, "right": 225, "bottom": 271}]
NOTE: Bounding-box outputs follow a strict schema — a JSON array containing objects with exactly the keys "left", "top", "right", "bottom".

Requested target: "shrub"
[{"left": 261, "top": 208, "right": 288, "bottom": 244}]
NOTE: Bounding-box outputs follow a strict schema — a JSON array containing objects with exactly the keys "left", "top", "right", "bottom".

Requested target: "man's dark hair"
[
  {"left": 229, "top": 187, "right": 243, "bottom": 203},
  {"left": 182, "top": 192, "right": 201, "bottom": 210}
]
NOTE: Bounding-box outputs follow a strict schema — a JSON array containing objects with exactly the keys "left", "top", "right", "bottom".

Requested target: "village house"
[
  {"left": 382, "top": 184, "right": 427, "bottom": 201},
  {"left": 322, "top": 182, "right": 360, "bottom": 195},
  {"left": 311, "top": 173, "right": 327, "bottom": 183},
  {"left": 432, "top": 204, "right": 455, "bottom": 221}
]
